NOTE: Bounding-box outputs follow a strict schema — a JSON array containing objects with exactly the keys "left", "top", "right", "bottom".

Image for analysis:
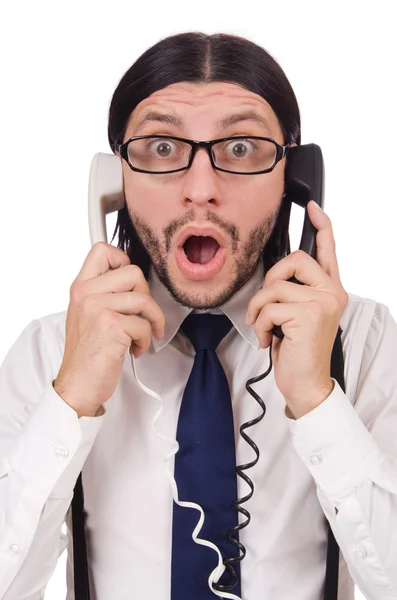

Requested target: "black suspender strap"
[
  {"left": 71, "top": 326, "right": 345, "bottom": 600},
  {"left": 72, "top": 472, "right": 90, "bottom": 600},
  {"left": 324, "top": 325, "right": 345, "bottom": 600},
  {"left": 324, "top": 525, "right": 340, "bottom": 600}
]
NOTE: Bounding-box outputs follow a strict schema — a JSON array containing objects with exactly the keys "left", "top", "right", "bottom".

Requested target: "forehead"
[{"left": 125, "top": 81, "right": 283, "bottom": 139}]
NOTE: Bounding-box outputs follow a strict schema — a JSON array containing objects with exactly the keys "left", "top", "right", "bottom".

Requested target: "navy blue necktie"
[{"left": 171, "top": 313, "right": 241, "bottom": 599}]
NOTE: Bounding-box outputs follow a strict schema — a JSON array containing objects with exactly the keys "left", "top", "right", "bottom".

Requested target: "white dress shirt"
[{"left": 1, "top": 259, "right": 397, "bottom": 600}]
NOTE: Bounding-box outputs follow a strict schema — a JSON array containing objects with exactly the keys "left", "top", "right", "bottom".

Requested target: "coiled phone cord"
[
  {"left": 72, "top": 328, "right": 343, "bottom": 599},
  {"left": 213, "top": 341, "right": 272, "bottom": 593},
  {"left": 214, "top": 328, "right": 344, "bottom": 598},
  {"left": 131, "top": 356, "right": 243, "bottom": 600}
]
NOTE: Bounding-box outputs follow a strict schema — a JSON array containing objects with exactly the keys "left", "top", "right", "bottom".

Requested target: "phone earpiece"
[
  {"left": 270, "top": 144, "right": 325, "bottom": 341},
  {"left": 88, "top": 153, "right": 125, "bottom": 245}
]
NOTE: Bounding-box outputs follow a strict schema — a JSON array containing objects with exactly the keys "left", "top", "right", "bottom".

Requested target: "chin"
[
  {"left": 151, "top": 242, "right": 260, "bottom": 310},
  {"left": 170, "top": 264, "right": 233, "bottom": 308}
]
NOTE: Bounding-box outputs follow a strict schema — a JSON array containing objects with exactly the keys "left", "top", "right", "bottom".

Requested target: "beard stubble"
[{"left": 129, "top": 207, "right": 279, "bottom": 309}]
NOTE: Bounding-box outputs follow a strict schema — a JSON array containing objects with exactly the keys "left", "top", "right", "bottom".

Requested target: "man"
[{"left": 0, "top": 32, "right": 396, "bottom": 600}]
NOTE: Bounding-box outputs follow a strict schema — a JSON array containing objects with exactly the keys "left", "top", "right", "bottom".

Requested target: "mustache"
[{"left": 163, "top": 209, "right": 240, "bottom": 253}]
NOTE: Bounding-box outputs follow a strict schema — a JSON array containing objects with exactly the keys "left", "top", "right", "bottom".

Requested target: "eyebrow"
[
  {"left": 133, "top": 111, "right": 184, "bottom": 135},
  {"left": 217, "top": 111, "right": 273, "bottom": 135},
  {"left": 132, "top": 109, "right": 273, "bottom": 137}
]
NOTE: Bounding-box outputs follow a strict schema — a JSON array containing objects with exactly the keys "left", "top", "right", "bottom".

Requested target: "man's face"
[{"left": 118, "top": 81, "right": 286, "bottom": 309}]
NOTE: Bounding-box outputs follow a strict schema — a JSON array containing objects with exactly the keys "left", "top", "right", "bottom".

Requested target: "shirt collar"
[{"left": 149, "top": 260, "right": 264, "bottom": 352}]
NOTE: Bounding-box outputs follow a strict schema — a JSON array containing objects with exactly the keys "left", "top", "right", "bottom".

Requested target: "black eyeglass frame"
[{"left": 116, "top": 135, "right": 291, "bottom": 175}]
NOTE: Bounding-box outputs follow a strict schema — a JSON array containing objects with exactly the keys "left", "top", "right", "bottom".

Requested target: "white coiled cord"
[{"left": 131, "top": 354, "right": 242, "bottom": 600}]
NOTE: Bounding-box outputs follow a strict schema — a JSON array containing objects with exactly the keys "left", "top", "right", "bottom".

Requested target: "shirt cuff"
[
  {"left": 9, "top": 383, "right": 105, "bottom": 498},
  {"left": 287, "top": 379, "right": 383, "bottom": 499}
]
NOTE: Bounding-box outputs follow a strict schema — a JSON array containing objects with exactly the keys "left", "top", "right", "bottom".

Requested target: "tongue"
[{"left": 184, "top": 236, "right": 220, "bottom": 264}]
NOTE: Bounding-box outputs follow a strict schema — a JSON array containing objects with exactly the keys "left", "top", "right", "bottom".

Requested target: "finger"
[
  {"left": 84, "top": 291, "right": 165, "bottom": 340},
  {"left": 307, "top": 200, "right": 341, "bottom": 281},
  {"left": 264, "top": 249, "right": 329, "bottom": 289},
  {"left": 77, "top": 242, "right": 131, "bottom": 281},
  {"left": 253, "top": 302, "right": 317, "bottom": 346},
  {"left": 246, "top": 280, "right": 326, "bottom": 325},
  {"left": 82, "top": 264, "right": 151, "bottom": 296},
  {"left": 117, "top": 314, "right": 153, "bottom": 357}
]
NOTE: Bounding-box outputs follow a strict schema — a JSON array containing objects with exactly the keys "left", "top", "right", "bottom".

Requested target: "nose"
[{"left": 180, "top": 147, "right": 223, "bottom": 208}]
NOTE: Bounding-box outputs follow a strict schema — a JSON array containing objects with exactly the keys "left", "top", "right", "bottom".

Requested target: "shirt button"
[
  {"left": 356, "top": 548, "right": 367, "bottom": 559},
  {"left": 53, "top": 446, "right": 69, "bottom": 458},
  {"left": 310, "top": 454, "right": 323, "bottom": 465},
  {"left": 9, "top": 544, "right": 21, "bottom": 555}
]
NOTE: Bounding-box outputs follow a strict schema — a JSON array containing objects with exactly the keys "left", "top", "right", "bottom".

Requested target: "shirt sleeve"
[
  {"left": 287, "top": 301, "right": 397, "bottom": 600},
  {"left": 0, "top": 318, "right": 105, "bottom": 599}
]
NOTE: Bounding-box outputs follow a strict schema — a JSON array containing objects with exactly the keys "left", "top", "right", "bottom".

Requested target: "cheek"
[
  {"left": 123, "top": 173, "right": 175, "bottom": 226},
  {"left": 226, "top": 172, "right": 284, "bottom": 226}
]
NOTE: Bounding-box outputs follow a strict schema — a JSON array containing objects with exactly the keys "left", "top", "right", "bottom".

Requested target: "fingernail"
[{"left": 311, "top": 201, "right": 322, "bottom": 211}]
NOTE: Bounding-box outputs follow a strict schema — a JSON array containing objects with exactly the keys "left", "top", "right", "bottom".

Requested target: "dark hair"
[{"left": 107, "top": 32, "right": 301, "bottom": 278}]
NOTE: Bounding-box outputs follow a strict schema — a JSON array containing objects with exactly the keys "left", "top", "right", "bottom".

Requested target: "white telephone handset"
[
  {"left": 88, "top": 152, "right": 125, "bottom": 245},
  {"left": 86, "top": 151, "right": 242, "bottom": 599}
]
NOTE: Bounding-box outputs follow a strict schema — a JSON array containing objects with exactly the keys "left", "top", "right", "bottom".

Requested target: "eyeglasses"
[{"left": 116, "top": 135, "right": 290, "bottom": 175}]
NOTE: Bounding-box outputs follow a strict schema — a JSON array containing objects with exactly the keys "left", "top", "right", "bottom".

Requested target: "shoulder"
[
  {"left": 22, "top": 309, "right": 68, "bottom": 346},
  {"left": 340, "top": 292, "right": 396, "bottom": 399},
  {"left": 33, "top": 309, "right": 68, "bottom": 338},
  {"left": 6, "top": 310, "right": 68, "bottom": 377},
  {"left": 341, "top": 292, "right": 393, "bottom": 346}
]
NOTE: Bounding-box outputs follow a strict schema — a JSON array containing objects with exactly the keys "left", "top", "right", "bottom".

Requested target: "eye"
[
  {"left": 147, "top": 139, "right": 177, "bottom": 157},
  {"left": 225, "top": 139, "right": 257, "bottom": 158}
]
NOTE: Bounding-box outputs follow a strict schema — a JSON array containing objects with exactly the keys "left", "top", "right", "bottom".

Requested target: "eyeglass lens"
[{"left": 127, "top": 137, "right": 277, "bottom": 173}]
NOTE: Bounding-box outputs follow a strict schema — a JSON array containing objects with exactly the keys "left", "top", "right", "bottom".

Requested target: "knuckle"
[
  {"left": 340, "top": 289, "right": 349, "bottom": 309},
  {"left": 294, "top": 249, "right": 308, "bottom": 263},
  {"left": 70, "top": 280, "right": 86, "bottom": 304},
  {"left": 253, "top": 307, "right": 267, "bottom": 333},
  {"left": 128, "top": 264, "right": 144, "bottom": 279},
  {"left": 264, "top": 304, "right": 274, "bottom": 321},
  {"left": 99, "top": 308, "right": 120, "bottom": 330},
  {"left": 132, "top": 318, "right": 152, "bottom": 350},
  {"left": 81, "top": 294, "right": 100, "bottom": 315},
  {"left": 92, "top": 241, "right": 108, "bottom": 252},
  {"left": 91, "top": 241, "right": 110, "bottom": 260},
  {"left": 307, "top": 299, "right": 323, "bottom": 321},
  {"left": 134, "top": 292, "right": 161, "bottom": 321},
  {"left": 118, "top": 330, "right": 133, "bottom": 348},
  {"left": 92, "top": 241, "right": 130, "bottom": 265},
  {"left": 140, "top": 318, "right": 152, "bottom": 337},
  {"left": 270, "top": 278, "right": 284, "bottom": 291},
  {"left": 327, "top": 294, "right": 340, "bottom": 317},
  {"left": 129, "top": 291, "right": 145, "bottom": 310}
]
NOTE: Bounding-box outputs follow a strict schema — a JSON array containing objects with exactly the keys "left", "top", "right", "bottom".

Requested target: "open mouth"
[
  {"left": 176, "top": 233, "right": 226, "bottom": 280},
  {"left": 183, "top": 235, "right": 221, "bottom": 264}
]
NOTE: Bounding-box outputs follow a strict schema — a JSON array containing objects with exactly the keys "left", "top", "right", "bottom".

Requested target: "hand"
[
  {"left": 53, "top": 242, "right": 165, "bottom": 418},
  {"left": 245, "top": 201, "right": 349, "bottom": 419}
]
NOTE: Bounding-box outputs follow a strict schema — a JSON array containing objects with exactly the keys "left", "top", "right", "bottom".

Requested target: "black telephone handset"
[{"left": 272, "top": 143, "right": 325, "bottom": 339}]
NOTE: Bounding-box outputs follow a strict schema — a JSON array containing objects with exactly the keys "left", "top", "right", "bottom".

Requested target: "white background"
[{"left": 1, "top": 1, "right": 396, "bottom": 598}]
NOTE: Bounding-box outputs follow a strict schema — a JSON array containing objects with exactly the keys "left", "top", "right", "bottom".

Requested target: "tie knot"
[{"left": 181, "top": 314, "right": 233, "bottom": 351}]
